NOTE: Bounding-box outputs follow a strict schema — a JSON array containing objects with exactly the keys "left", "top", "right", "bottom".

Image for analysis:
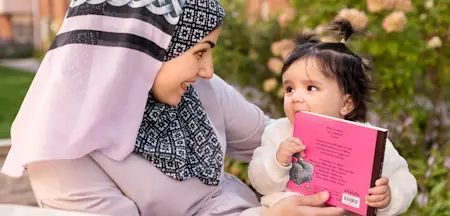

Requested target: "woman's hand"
[{"left": 262, "top": 191, "right": 346, "bottom": 216}]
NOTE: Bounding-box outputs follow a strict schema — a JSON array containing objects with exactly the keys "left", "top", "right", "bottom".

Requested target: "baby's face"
[{"left": 282, "top": 58, "right": 354, "bottom": 124}]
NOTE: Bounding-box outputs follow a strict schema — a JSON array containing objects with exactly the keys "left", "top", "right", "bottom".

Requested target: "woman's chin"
[
  {"left": 153, "top": 93, "right": 182, "bottom": 107},
  {"left": 164, "top": 97, "right": 182, "bottom": 106}
]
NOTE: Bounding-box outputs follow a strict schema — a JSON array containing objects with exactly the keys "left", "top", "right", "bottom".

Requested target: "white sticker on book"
[{"left": 342, "top": 193, "right": 360, "bottom": 209}]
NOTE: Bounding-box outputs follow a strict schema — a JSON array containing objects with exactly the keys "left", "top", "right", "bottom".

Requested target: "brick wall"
[{"left": 0, "top": 14, "right": 12, "bottom": 40}]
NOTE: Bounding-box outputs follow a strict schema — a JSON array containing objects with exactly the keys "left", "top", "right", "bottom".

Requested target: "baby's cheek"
[{"left": 284, "top": 105, "right": 294, "bottom": 123}]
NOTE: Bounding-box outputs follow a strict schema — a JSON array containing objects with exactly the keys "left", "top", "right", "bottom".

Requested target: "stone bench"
[{"left": 0, "top": 141, "right": 38, "bottom": 206}]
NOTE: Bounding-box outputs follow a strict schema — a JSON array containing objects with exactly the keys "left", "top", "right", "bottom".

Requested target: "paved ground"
[{"left": 0, "top": 144, "right": 37, "bottom": 206}]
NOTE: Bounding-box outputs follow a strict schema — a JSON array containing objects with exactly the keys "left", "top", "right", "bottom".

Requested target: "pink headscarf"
[{"left": 2, "top": 0, "right": 225, "bottom": 182}]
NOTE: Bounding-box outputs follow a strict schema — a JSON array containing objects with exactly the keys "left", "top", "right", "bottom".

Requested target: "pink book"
[{"left": 287, "top": 111, "right": 387, "bottom": 216}]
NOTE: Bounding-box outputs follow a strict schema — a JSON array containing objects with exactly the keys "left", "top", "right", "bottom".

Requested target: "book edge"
[
  {"left": 366, "top": 130, "right": 388, "bottom": 216},
  {"left": 297, "top": 111, "right": 388, "bottom": 132}
]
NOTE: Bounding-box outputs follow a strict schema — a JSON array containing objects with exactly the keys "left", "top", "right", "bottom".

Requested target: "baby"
[{"left": 246, "top": 20, "right": 417, "bottom": 216}]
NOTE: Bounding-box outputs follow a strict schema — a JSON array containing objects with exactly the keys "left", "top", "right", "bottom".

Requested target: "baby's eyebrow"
[
  {"left": 282, "top": 80, "right": 291, "bottom": 85},
  {"left": 302, "top": 79, "right": 323, "bottom": 86}
]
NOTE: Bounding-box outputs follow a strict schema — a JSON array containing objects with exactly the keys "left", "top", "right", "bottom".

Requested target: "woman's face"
[{"left": 151, "top": 27, "right": 222, "bottom": 106}]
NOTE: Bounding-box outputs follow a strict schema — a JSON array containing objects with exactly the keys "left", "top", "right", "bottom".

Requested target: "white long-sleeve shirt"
[{"left": 248, "top": 118, "right": 417, "bottom": 216}]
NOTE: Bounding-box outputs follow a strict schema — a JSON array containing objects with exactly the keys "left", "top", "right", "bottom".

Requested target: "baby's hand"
[
  {"left": 366, "top": 177, "right": 391, "bottom": 209},
  {"left": 276, "top": 137, "right": 305, "bottom": 167}
]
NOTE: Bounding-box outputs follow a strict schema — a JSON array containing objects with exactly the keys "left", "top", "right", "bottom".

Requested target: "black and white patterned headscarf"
[{"left": 134, "top": 0, "right": 225, "bottom": 186}]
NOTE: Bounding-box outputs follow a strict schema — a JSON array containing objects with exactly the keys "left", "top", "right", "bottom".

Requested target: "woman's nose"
[
  {"left": 197, "top": 56, "right": 214, "bottom": 80},
  {"left": 198, "top": 68, "right": 213, "bottom": 80}
]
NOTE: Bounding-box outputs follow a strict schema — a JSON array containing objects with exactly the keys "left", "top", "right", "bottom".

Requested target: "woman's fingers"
[{"left": 288, "top": 191, "right": 329, "bottom": 207}]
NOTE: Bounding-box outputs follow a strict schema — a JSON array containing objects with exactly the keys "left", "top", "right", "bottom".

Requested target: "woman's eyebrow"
[{"left": 203, "top": 41, "right": 215, "bottom": 48}]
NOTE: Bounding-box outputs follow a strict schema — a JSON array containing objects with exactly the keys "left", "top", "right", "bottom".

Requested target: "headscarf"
[
  {"left": 134, "top": 0, "right": 225, "bottom": 186},
  {"left": 2, "top": 0, "right": 225, "bottom": 187}
]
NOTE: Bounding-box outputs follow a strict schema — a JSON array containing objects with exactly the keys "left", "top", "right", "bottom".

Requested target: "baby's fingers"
[
  {"left": 366, "top": 200, "right": 387, "bottom": 208},
  {"left": 287, "top": 137, "right": 305, "bottom": 147},
  {"left": 284, "top": 140, "right": 305, "bottom": 154},
  {"left": 289, "top": 144, "right": 305, "bottom": 155},
  {"left": 375, "top": 177, "right": 389, "bottom": 186},
  {"left": 366, "top": 194, "right": 387, "bottom": 203},
  {"left": 300, "top": 150, "right": 306, "bottom": 158},
  {"left": 369, "top": 185, "right": 389, "bottom": 195}
]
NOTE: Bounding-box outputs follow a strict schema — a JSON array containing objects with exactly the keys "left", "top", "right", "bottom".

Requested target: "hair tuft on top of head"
[
  {"left": 329, "top": 19, "right": 355, "bottom": 42},
  {"left": 329, "top": 19, "right": 366, "bottom": 43},
  {"left": 293, "top": 34, "right": 319, "bottom": 45}
]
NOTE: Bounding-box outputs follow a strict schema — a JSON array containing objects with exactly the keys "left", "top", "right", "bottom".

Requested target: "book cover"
[{"left": 287, "top": 111, "right": 387, "bottom": 216}]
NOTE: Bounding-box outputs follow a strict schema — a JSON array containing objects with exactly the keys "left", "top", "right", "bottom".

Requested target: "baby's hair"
[{"left": 282, "top": 19, "right": 374, "bottom": 122}]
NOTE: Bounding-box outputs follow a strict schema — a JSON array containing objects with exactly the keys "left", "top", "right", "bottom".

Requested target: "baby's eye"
[
  {"left": 307, "top": 85, "right": 319, "bottom": 92},
  {"left": 285, "top": 87, "right": 294, "bottom": 93}
]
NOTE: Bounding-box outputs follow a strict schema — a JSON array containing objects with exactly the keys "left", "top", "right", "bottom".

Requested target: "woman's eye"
[
  {"left": 195, "top": 51, "right": 206, "bottom": 59},
  {"left": 307, "top": 85, "right": 318, "bottom": 91},
  {"left": 285, "top": 87, "right": 293, "bottom": 93}
]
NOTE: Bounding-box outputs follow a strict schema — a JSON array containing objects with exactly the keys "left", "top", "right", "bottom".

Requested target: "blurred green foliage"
[{"left": 0, "top": 66, "right": 35, "bottom": 138}]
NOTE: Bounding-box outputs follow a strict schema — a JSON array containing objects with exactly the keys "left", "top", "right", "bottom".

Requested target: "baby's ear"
[{"left": 340, "top": 94, "right": 354, "bottom": 117}]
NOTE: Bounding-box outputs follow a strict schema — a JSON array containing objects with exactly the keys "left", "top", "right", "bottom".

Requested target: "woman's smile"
[{"left": 181, "top": 81, "right": 195, "bottom": 92}]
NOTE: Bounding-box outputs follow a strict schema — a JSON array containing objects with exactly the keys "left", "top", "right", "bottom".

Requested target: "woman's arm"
[
  {"left": 210, "top": 75, "right": 272, "bottom": 162},
  {"left": 376, "top": 138, "right": 418, "bottom": 216}
]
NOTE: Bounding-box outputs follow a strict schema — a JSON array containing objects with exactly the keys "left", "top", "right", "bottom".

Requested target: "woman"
[{"left": 2, "top": 0, "right": 345, "bottom": 215}]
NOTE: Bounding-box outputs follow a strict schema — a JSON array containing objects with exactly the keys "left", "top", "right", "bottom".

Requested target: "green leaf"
[{"left": 387, "top": 42, "right": 399, "bottom": 55}]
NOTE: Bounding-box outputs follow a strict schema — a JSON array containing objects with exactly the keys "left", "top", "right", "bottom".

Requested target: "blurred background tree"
[{"left": 216, "top": 0, "right": 450, "bottom": 215}]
